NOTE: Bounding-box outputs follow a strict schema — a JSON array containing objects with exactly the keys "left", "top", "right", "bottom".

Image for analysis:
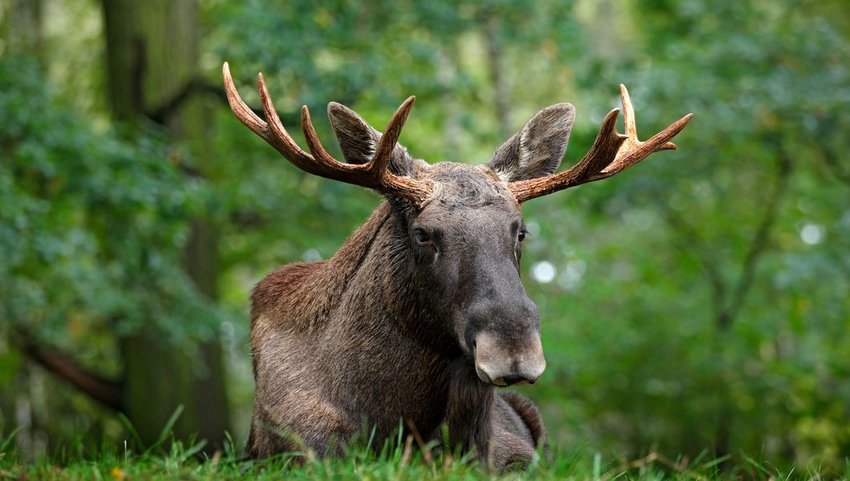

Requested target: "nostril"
[{"left": 499, "top": 374, "right": 530, "bottom": 386}]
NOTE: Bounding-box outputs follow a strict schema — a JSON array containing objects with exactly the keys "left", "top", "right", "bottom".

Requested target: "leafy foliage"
[
  {"left": 0, "top": 56, "right": 222, "bottom": 348},
  {"left": 2, "top": 0, "right": 850, "bottom": 472}
]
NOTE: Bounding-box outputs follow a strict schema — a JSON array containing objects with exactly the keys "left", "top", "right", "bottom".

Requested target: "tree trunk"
[
  {"left": 483, "top": 13, "right": 511, "bottom": 139},
  {"left": 2, "top": 0, "right": 45, "bottom": 459},
  {"left": 101, "top": 0, "right": 230, "bottom": 449},
  {"left": 3, "top": 0, "right": 44, "bottom": 60}
]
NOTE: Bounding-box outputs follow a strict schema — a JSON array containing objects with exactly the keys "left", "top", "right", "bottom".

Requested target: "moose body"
[
  {"left": 249, "top": 198, "right": 546, "bottom": 468},
  {"left": 223, "top": 62, "right": 691, "bottom": 471}
]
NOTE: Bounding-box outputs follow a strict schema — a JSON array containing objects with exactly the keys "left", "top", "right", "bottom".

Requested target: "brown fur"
[
  {"left": 245, "top": 101, "right": 577, "bottom": 471},
  {"left": 248, "top": 202, "right": 546, "bottom": 470}
]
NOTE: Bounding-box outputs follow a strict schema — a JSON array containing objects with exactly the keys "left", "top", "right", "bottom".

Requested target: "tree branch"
[
  {"left": 483, "top": 11, "right": 511, "bottom": 138},
  {"left": 14, "top": 328, "right": 124, "bottom": 412},
  {"left": 814, "top": 115, "right": 850, "bottom": 187},
  {"left": 145, "top": 76, "right": 301, "bottom": 126},
  {"left": 820, "top": 139, "right": 850, "bottom": 187},
  {"left": 723, "top": 144, "right": 793, "bottom": 330},
  {"left": 658, "top": 202, "right": 728, "bottom": 319},
  {"left": 657, "top": 139, "right": 794, "bottom": 332},
  {"left": 146, "top": 76, "right": 355, "bottom": 127}
]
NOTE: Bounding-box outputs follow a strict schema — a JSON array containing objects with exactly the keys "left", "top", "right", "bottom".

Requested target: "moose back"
[{"left": 223, "top": 62, "right": 692, "bottom": 471}]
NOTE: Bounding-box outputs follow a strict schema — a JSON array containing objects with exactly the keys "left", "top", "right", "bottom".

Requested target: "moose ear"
[
  {"left": 486, "top": 103, "right": 575, "bottom": 181},
  {"left": 327, "top": 102, "right": 419, "bottom": 177}
]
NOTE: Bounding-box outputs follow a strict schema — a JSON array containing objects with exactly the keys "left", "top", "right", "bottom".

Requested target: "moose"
[{"left": 222, "top": 62, "right": 692, "bottom": 471}]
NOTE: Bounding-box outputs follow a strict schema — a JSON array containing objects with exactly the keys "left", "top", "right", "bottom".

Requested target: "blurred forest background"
[{"left": 1, "top": 0, "right": 849, "bottom": 471}]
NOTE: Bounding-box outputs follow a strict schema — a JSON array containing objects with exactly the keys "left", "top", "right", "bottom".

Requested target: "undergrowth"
[
  {"left": 1, "top": 417, "right": 846, "bottom": 480},
  {"left": 3, "top": 442, "right": 845, "bottom": 480}
]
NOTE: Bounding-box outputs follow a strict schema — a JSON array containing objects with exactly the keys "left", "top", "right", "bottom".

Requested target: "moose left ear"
[
  {"left": 486, "top": 103, "right": 575, "bottom": 181},
  {"left": 328, "top": 102, "right": 420, "bottom": 177}
]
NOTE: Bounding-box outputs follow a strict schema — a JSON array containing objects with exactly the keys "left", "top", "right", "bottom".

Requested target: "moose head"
[{"left": 223, "top": 62, "right": 692, "bottom": 468}]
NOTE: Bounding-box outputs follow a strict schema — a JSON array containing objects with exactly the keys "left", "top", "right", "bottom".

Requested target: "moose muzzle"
[{"left": 473, "top": 331, "right": 546, "bottom": 386}]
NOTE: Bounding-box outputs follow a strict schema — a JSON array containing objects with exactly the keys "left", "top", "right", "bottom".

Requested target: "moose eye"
[
  {"left": 518, "top": 228, "right": 528, "bottom": 242},
  {"left": 413, "top": 228, "right": 431, "bottom": 245}
]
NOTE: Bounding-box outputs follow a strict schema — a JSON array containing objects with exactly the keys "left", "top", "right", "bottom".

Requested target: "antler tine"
[
  {"left": 508, "top": 85, "right": 693, "bottom": 203},
  {"left": 570, "top": 108, "right": 626, "bottom": 182},
  {"left": 620, "top": 84, "right": 676, "bottom": 152},
  {"left": 369, "top": 96, "right": 434, "bottom": 203},
  {"left": 254, "top": 71, "right": 317, "bottom": 170},
  {"left": 370, "top": 96, "right": 415, "bottom": 179},
  {"left": 222, "top": 62, "right": 270, "bottom": 140},
  {"left": 598, "top": 85, "right": 693, "bottom": 178},
  {"left": 299, "top": 105, "right": 359, "bottom": 176}
]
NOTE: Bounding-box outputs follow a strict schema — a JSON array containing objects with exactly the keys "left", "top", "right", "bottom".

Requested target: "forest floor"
[{"left": 1, "top": 441, "right": 835, "bottom": 481}]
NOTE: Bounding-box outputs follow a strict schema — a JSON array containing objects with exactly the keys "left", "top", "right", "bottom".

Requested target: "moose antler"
[
  {"left": 508, "top": 85, "right": 693, "bottom": 203},
  {"left": 222, "top": 62, "right": 433, "bottom": 204}
]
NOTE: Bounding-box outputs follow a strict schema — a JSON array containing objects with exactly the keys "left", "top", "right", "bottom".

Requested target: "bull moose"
[{"left": 222, "top": 62, "right": 692, "bottom": 471}]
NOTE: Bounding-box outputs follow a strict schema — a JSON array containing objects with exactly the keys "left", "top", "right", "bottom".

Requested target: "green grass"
[
  {"left": 3, "top": 439, "right": 844, "bottom": 481},
  {"left": 1, "top": 419, "right": 845, "bottom": 481}
]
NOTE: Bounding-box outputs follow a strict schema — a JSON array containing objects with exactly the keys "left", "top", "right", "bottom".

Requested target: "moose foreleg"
[{"left": 487, "top": 392, "right": 548, "bottom": 472}]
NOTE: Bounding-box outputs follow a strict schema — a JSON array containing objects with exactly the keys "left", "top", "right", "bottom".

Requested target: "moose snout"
[{"left": 472, "top": 331, "right": 546, "bottom": 386}]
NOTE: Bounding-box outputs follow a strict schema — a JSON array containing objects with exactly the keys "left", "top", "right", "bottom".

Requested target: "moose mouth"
[{"left": 474, "top": 364, "right": 533, "bottom": 387}]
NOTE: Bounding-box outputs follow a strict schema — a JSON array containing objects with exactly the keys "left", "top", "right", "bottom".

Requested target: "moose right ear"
[
  {"left": 328, "top": 102, "right": 419, "bottom": 177},
  {"left": 486, "top": 103, "right": 575, "bottom": 182}
]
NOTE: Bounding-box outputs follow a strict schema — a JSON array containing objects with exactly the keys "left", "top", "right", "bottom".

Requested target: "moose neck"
[{"left": 327, "top": 200, "right": 461, "bottom": 357}]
